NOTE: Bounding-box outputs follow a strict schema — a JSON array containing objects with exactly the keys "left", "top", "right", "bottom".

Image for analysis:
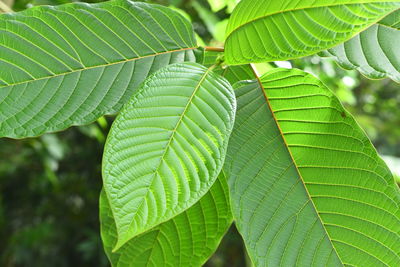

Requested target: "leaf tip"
[{"left": 112, "top": 237, "right": 127, "bottom": 252}]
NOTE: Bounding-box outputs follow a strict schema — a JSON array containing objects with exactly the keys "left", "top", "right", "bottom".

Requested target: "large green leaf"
[
  {"left": 102, "top": 62, "right": 236, "bottom": 250},
  {"left": 225, "top": 68, "right": 400, "bottom": 266},
  {"left": 321, "top": 9, "right": 400, "bottom": 83},
  {"left": 100, "top": 172, "right": 232, "bottom": 267},
  {"left": 225, "top": 0, "right": 400, "bottom": 64},
  {"left": 0, "top": 0, "right": 197, "bottom": 138}
]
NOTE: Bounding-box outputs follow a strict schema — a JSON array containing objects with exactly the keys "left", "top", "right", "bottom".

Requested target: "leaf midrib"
[
  {"left": 249, "top": 65, "right": 345, "bottom": 266},
  {"left": 0, "top": 47, "right": 198, "bottom": 89},
  {"left": 114, "top": 64, "right": 214, "bottom": 251},
  {"left": 377, "top": 19, "right": 400, "bottom": 30}
]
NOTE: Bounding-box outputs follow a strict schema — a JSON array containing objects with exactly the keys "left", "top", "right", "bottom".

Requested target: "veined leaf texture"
[
  {"left": 1, "top": 0, "right": 399, "bottom": 266},
  {"left": 225, "top": 0, "right": 400, "bottom": 64},
  {"left": 100, "top": 173, "right": 232, "bottom": 267},
  {"left": 102, "top": 62, "right": 236, "bottom": 250},
  {"left": 321, "top": 9, "right": 400, "bottom": 83},
  {"left": 225, "top": 68, "right": 400, "bottom": 267},
  {"left": 0, "top": 0, "right": 197, "bottom": 138}
]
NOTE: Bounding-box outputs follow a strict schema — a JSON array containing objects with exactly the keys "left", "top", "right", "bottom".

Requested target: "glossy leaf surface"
[
  {"left": 102, "top": 62, "right": 236, "bottom": 250},
  {"left": 225, "top": 68, "right": 400, "bottom": 266},
  {"left": 0, "top": 0, "right": 197, "bottom": 138},
  {"left": 100, "top": 173, "right": 232, "bottom": 267},
  {"left": 225, "top": 0, "right": 400, "bottom": 64}
]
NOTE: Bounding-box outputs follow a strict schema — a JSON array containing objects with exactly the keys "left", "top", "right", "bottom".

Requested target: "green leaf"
[
  {"left": 207, "top": 0, "right": 227, "bottom": 12},
  {"left": 225, "top": 68, "right": 400, "bottom": 266},
  {"left": 214, "top": 19, "right": 229, "bottom": 43},
  {"left": 216, "top": 64, "right": 254, "bottom": 85},
  {"left": 225, "top": 0, "right": 400, "bottom": 64},
  {"left": 197, "top": 49, "right": 254, "bottom": 84},
  {"left": 206, "top": 0, "right": 239, "bottom": 13},
  {"left": 102, "top": 62, "right": 236, "bottom": 250},
  {"left": 0, "top": 0, "right": 197, "bottom": 138},
  {"left": 321, "top": 9, "right": 400, "bottom": 83},
  {"left": 100, "top": 172, "right": 232, "bottom": 267},
  {"left": 226, "top": 0, "right": 240, "bottom": 14}
]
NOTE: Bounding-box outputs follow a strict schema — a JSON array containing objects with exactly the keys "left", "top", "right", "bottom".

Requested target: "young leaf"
[
  {"left": 197, "top": 49, "right": 254, "bottom": 84},
  {"left": 321, "top": 9, "right": 400, "bottom": 83},
  {"left": 0, "top": 0, "right": 197, "bottom": 138},
  {"left": 102, "top": 62, "right": 236, "bottom": 250},
  {"left": 100, "top": 172, "right": 232, "bottom": 267},
  {"left": 217, "top": 64, "right": 254, "bottom": 85},
  {"left": 225, "top": 68, "right": 400, "bottom": 266},
  {"left": 225, "top": 0, "right": 400, "bottom": 64}
]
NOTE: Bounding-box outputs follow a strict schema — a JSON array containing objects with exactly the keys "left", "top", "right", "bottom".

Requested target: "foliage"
[
  {"left": 100, "top": 173, "right": 232, "bottom": 267},
  {"left": 226, "top": 69, "right": 400, "bottom": 266},
  {"left": 1, "top": 0, "right": 399, "bottom": 266},
  {"left": 321, "top": 9, "right": 400, "bottom": 83},
  {"left": 0, "top": 0, "right": 197, "bottom": 138},
  {"left": 225, "top": 1, "right": 400, "bottom": 64},
  {"left": 102, "top": 62, "right": 236, "bottom": 249}
]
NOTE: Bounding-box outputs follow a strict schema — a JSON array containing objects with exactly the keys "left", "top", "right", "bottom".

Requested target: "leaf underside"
[
  {"left": 100, "top": 172, "right": 232, "bottom": 267},
  {"left": 225, "top": 68, "right": 400, "bottom": 267},
  {"left": 102, "top": 62, "right": 236, "bottom": 250},
  {"left": 321, "top": 9, "right": 400, "bottom": 83},
  {"left": 0, "top": 0, "right": 197, "bottom": 138},
  {"left": 225, "top": 0, "right": 400, "bottom": 64}
]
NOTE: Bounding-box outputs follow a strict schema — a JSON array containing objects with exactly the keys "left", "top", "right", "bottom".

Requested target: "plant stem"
[
  {"left": 0, "top": 1, "right": 13, "bottom": 13},
  {"left": 204, "top": 46, "right": 224, "bottom": 53}
]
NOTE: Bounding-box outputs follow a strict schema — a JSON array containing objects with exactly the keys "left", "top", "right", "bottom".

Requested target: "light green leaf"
[
  {"left": 225, "top": 0, "right": 400, "bottom": 64},
  {"left": 206, "top": 0, "right": 239, "bottom": 13},
  {"left": 102, "top": 62, "right": 236, "bottom": 250},
  {"left": 321, "top": 9, "right": 400, "bottom": 83},
  {"left": 217, "top": 63, "right": 254, "bottom": 85},
  {"left": 225, "top": 68, "right": 400, "bottom": 266},
  {"left": 100, "top": 172, "right": 232, "bottom": 267},
  {"left": 226, "top": 0, "right": 240, "bottom": 14},
  {"left": 214, "top": 19, "right": 229, "bottom": 43},
  {"left": 197, "top": 49, "right": 254, "bottom": 84},
  {"left": 207, "top": 0, "right": 227, "bottom": 12},
  {"left": 0, "top": 0, "right": 197, "bottom": 138}
]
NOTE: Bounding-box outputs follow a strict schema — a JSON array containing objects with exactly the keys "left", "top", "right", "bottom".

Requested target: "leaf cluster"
[{"left": 1, "top": 0, "right": 400, "bottom": 266}]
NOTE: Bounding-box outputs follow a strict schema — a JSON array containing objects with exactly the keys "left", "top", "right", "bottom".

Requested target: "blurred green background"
[{"left": 0, "top": 0, "right": 399, "bottom": 266}]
